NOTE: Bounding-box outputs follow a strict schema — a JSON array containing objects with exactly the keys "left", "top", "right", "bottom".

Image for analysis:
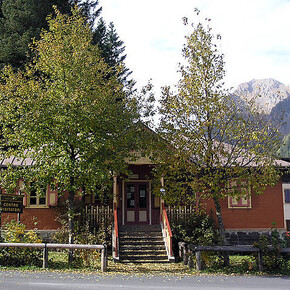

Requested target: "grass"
[{"left": 0, "top": 251, "right": 289, "bottom": 276}]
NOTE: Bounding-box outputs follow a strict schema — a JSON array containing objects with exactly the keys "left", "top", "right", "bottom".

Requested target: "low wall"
[{"left": 225, "top": 229, "right": 285, "bottom": 245}]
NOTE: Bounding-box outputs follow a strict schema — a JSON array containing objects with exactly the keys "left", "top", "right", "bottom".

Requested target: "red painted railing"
[
  {"left": 161, "top": 202, "right": 173, "bottom": 257},
  {"left": 113, "top": 202, "right": 119, "bottom": 258}
]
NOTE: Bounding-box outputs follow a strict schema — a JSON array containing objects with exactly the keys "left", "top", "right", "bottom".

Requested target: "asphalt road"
[{"left": 0, "top": 270, "right": 289, "bottom": 290}]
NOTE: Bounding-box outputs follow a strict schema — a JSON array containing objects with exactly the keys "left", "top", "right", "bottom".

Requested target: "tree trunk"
[
  {"left": 68, "top": 185, "right": 75, "bottom": 266},
  {"left": 213, "top": 195, "right": 229, "bottom": 266},
  {"left": 213, "top": 195, "right": 226, "bottom": 244}
]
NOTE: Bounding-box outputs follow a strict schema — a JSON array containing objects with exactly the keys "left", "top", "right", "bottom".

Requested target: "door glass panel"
[
  {"left": 139, "top": 185, "right": 147, "bottom": 208},
  {"left": 127, "top": 185, "right": 135, "bottom": 208}
]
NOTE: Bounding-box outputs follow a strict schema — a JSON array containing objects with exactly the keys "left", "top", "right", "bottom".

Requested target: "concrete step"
[
  {"left": 118, "top": 224, "right": 169, "bottom": 263},
  {"left": 120, "top": 255, "right": 168, "bottom": 261},
  {"left": 120, "top": 245, "right": 166, "bottom": 251},
  {"left": 120, "top": 259, "right": 169, "bottom": 263},
  {"left": 120, "top": 231, "right": 162, "bottom": 237},
  {"left": 119, "top": 250, "right": 167, "bottom": 256},
  {"left": 120, "top": 237, "right": 163, "bottom": 242},
  {"left": 120, "top": 225, "right": 161, "bottom": 231}
]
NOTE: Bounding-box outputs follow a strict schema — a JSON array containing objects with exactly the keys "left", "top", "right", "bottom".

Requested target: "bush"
[
  {"left": 254, "top": 224, "right": 288, "bottom": 272},
  {"left": 170, "top": 213, "right": 220, "bottom": 256},
  {"left": 52, "top": 219, "right": 111, "bottom": 268},
  {"left": 0, "top": 219, "right": 42, "bottom": 266}
]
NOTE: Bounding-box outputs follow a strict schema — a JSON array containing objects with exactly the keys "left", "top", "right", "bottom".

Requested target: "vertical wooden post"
[
  {"left": 183, "top": 245, "right": 188, "bottom": 265},
  {"left": 179, "top": 243, "right": 183, "bottom": 259},
  {"left": 223, "top": 251, "right": 230, "bottom": 267},
  {"left": 42, "top": 244, "right": 48, "bottom": 269},
  {"left": 188, "top": 250, "right": 194, "bottom": 268},
  {"left": 195, "top": 250, "right": 202, "bottom": 271},
  {"left": 258, "top": 250, "right": 263, "bottom": 272},
  {"left": 101, "top": 243, "right": 107, "bottom": 272}
]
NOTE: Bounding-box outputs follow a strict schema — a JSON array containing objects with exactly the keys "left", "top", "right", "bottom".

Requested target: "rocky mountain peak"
[{"left": 234, "top": 78, "right": 290, "bottom": 114}]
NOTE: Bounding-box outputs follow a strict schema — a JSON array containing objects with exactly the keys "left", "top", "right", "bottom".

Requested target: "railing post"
[
  {"left": 42, "top": 244, "right": 48, "bottom": 269},
  {"left": 188, "top": 249, "right": 194, "bottom": 268},
  {"left": 222, "top": 251, "right": 230, "bottom": 267},
  {"left": 101, "top": 243, "right": 107, "bottom": 272},
  {"left": 179, "top": 243, "right": 183, "bottom": 259},
  {"left": 183, "top": 244, "right": 188, "bottom": 265},
  {"left": 258, "top": 249, "right": 263, "bottom": 272},
  {"left": 195, "top": 250, "right": 202, "bottom": 271}
]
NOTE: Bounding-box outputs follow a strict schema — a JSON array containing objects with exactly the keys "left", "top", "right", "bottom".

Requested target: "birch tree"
[{"left": 157, "top": 14, "right": 281, "bottom": 244}]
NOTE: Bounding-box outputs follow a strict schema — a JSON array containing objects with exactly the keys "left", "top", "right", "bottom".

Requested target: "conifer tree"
[{"left": 0, "top": 0, "right": 72, "bottom": 69}]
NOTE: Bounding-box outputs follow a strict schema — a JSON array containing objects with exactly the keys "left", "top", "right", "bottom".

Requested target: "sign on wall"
[{"left": 0, "top": 194, "right": 24, "bottom": 213}]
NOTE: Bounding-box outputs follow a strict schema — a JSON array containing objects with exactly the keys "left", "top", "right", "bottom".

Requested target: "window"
[
  {"left": 28, "top": 182, "right": 47, "bottom": 207},
  {"left": 284, "top": 189, "right": 290, "bottom": 203},
  {"left": 228, "top": 179, "right": 251, "bottom": 209},
  {"left": 286, "top": 220, "right": 290, "bottom": 231}
]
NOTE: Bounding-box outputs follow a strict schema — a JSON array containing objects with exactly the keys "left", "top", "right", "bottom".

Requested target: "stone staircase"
[{"left": 119, "top": 225, "right": 169, "bottom": 263}]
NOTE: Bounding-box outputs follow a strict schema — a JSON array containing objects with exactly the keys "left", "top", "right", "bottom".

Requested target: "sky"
[{"left": 99, "top": 0, "right": 290, "bottom": 93}]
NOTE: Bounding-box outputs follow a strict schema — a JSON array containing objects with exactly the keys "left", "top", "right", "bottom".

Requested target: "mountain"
[{"left": 234, "top": 78, "right": 290, "bottom": 114}]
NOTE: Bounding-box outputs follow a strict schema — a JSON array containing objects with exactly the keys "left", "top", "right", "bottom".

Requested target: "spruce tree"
[{"left": 0, "top": 0, "right": 72, "bottom": 69}]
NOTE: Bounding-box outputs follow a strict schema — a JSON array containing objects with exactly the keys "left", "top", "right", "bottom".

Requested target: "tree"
[
  {"left": 93, "top": 18, "right": 133, "bottom": 89},
  {"left": 0, "top": 7, "right": 141, "bottom": 256},
  {"left": 0, "top": 0, "right": 133, "bottom": 90},
  {"left": 156, "top": 14, "right": 281, "bottom": 244},
  {"left": 0, "top": 0, "right": 73, "bottom": 70}
]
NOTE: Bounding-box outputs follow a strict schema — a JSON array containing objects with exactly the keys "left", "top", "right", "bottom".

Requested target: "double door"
[{"left": 125, "top": 182, "right": 148, "bottom": 224}]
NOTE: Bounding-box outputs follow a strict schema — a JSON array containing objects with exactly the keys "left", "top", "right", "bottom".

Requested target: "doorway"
[{"left": 124, "top": 182, "right": 149, "bottom": 224}]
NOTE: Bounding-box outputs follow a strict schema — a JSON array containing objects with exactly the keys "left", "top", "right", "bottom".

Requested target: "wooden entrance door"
[{"left": 125, "top": 183, "right": 149, "bottom": 224}]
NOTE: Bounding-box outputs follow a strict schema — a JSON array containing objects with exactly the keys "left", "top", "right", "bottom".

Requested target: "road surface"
[{"left": 0, "top": 270, "right": 289, "bottom": 289}]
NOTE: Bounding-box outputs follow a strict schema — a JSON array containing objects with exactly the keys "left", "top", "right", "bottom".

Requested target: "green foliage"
[
  {"left": 170, "top": 213, "right": 220, "bottom": 255},
  {"left": 52, "top": 218, "right": 111, "bottom": 268},
  {"left": 0, "top": 0, "right": 72, "bottom": 69},
  {"left": 0, "top": 7, "right": 145, "bottom": 245},
  {"left": 0, "top": 219, "right": 42, "bottom": 266},
  {"left": 93, "top": 19, "right": 133, "bottom": 88},
  {"left": 254, "top": 224, "right": 288, "bottom": 272},
  {"left": 156, "top": 12, "right": 281, "bottom": 242}
]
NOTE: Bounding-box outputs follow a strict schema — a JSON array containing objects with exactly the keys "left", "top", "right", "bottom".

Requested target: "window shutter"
[
  {"left": 47, "top": 186, "right": 58, "bottom": 206},
  {"left": 23, "top": 192, "right": 27, "bottom": 207}
]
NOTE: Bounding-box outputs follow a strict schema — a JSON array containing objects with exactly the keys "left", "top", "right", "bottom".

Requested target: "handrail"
[
  {"left": 160, "top": 201, "right": 173, "bottom": 258},
  {"left": 162, "top": 202, "right": 172, "bottom": 238},
  {"left": 113, "top": 202, "right": 119, "bottom": 258}
]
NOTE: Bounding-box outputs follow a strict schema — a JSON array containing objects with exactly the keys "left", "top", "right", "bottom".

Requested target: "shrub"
[
  {"left": 254, "top": 224, "right": 288, "bottom": 272},
  {"left": 52, "top": 219, "right": 111, "bottom": 268},
  {"left": 170, "top": 213, "right": 220, "bottom": 256},
  {"left": 0, "top": 219, "right": 42, "bottom": 266}
]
